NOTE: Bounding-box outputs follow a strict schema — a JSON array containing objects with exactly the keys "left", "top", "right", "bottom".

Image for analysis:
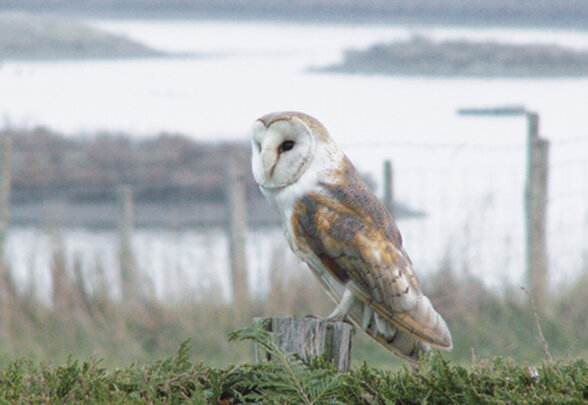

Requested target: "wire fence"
[
  {"left": 342, "top": 134, "right": 588, "bottom": 294},
  {"left": 0, "top": 131, "right": 586, "bottom": 304}
]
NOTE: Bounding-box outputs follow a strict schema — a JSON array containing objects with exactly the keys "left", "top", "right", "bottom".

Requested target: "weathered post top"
[{"left": 254, "top": 316, "right": 354, "bottom": 373}]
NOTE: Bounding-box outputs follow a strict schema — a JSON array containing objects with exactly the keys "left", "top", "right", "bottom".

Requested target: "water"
[{"left": 1, "top": 19, "right": 587, "bottom": 301}]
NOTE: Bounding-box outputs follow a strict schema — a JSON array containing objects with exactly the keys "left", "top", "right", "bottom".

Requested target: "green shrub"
[{"left": 0, "top": 326, "right": 585, "bottom": 404}]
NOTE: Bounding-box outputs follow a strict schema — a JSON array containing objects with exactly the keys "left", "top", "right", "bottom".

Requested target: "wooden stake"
[
  {"left": 0, "top": 137, "right": 10, "bottom": 267},
  {"left": 254, "top": 316, "right": 354, "bottom": 372},
  {"left": 0, "top": 137, "right": 11, "bottom": 334},
  {"left": 117, "top": 185, "right": 139, "bottom": 302},
  {"left": 383, "top": 160, "right": 395, "bottom": 219},
  {"left": 525, "top": 113, "right": 550, "bottom": 315},
  {"left": 225, "top": 152, "right": 250, "bottom": 320}
]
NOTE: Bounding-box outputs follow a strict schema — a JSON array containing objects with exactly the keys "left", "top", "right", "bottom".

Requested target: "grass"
[
  {"left": 0, "top": 243, "right": 587, "bottom": 370},
  {"left": 0, "top": 239, "right": 586, "bottom": 402}
]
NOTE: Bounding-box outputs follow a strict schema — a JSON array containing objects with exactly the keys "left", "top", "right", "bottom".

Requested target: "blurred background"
[{"left": 0, "top": 1, "right": 587, "bottom": 368}]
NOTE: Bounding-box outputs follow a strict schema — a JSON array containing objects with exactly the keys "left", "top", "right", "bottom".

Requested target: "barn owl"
[{"left": 250, "top": 111, "right": 452, "bottom": 361}]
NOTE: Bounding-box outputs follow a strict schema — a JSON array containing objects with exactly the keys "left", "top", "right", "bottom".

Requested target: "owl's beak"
[{"left": 261, "top": 148, "right": 278, "bottom": 180}]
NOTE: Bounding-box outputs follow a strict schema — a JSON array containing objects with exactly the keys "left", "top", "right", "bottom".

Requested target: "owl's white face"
[{"left": 250, "top": 115, "right": 315, "bottom": 190}]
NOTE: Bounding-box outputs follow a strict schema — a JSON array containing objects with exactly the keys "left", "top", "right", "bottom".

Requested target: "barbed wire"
[
  {"left": 551, "top": 136, "right": 588, "bottom": 145},
  {"left": 340, "top": 140, "right": 525, "bottom": 151},
  {"left": 341, "top": 134, "right": 588, "bottom": 150}
]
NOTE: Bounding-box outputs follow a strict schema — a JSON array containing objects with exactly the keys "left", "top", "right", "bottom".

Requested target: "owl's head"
[{"left": 250, "top": 111, "right": 341, "bottom": 190}]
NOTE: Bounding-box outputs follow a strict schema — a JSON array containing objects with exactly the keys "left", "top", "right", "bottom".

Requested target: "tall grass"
[{"left": 0, "top": 237, "right": 586, "bottom": 370}]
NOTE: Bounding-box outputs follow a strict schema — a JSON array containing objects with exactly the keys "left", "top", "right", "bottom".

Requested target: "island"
[
  {"left": 0, "top": 12, "right": 166, "bottom": 60},
  {"left": 318, "top": 36, "right": 588, "bottom": 77}
]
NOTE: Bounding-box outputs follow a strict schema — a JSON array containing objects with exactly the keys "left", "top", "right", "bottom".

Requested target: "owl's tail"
[{"left": 347, "top": 295, "right": 452, "bottom": 362}]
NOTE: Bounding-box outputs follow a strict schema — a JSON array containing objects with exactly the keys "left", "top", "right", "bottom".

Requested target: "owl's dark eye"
[{"left": 279, "top": 140, "right": 295, "bottom": 153}]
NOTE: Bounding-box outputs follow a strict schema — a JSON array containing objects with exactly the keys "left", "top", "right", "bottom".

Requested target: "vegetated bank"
[
  {"left": 0, "top": 12, "right": 169, "bottom": 61},
  {"left": 319, "top": 36, "right": 588, "bottom": 77},
  {"left": 2, "top": 128, "right": 421, "bottom": 228}
]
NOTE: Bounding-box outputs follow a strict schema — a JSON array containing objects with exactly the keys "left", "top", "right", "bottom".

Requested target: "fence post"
[
  {"left": 525, "top": 113, "right": 550, "bottom": 315},
  {"left": 0, "top": 137, "right": 12, "bottom": 333},
  {"left": 383, "top": 160, "right": 395, "bottom": 218},
  {"left": 50, "top": 233, "right": 71, "bottom": 310},
  {"left": 117, "top": 185, "right": 139, "bottom": 303},
  {"left": 254, "top": 316, "right": 354, "bottom": 372},
  {"left": 0, "top": 137, "right": 10, "bottom": 268},
  {"left": 225, "top": 152, "right": 250, "bottom": 320}
]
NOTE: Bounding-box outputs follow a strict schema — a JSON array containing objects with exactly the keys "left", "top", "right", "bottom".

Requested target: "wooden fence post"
[
  {"left": 225, "top": 152, "right": 250, "bottom": 320},
  {"left": 0, "top": 137, "right": 10, "bottom": 268},
  {"left": 456, "top": 106, "right": 552, "bottom": 312},
  {"left": 383, "top": 160, "right": 395, "bottom": 218},
  {"left": 525, "top": 113, "right": 550, "bottom": 315},
  {"left": 50, "top": 233, "right": 70, "bottom": 311},
  {"left": 0, "top": 137, "right": 12, "bottom": 333},
  {"left": 254, "top": 316, "right": 354, "bottom": 372},
  {"left": 117, "top": 185, "right": 140, "bottom": 303}
]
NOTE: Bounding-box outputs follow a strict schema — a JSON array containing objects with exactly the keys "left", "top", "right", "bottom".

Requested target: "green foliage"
[
  {"left": 0, "top": 324, "right": 585, "bottom": 403},
  {"left": 351, "top": 354, "right": 587, "bottom": 404}
]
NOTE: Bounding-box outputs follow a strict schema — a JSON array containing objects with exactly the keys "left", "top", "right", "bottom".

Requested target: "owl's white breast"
[
  {"left": 261, "top": 141, "right": 340, "bottom": 217},
  {"left": 260, "top": 163, "right": 318, "bottom": 254},
  {"left": 260, "top": 144, "right": 341, "bottom": 257},
  {"left": 261, "top": 169, "right": 348, "bottom": 305}
]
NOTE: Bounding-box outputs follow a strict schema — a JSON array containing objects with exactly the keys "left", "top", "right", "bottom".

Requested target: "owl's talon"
[{"left": 326, "top": 288, "right": 356, "bottom": 321}]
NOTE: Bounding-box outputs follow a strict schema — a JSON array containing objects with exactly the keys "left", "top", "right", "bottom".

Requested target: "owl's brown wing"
[{"left": 291, "top": 182, "right": 451, "bottom": 349}]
